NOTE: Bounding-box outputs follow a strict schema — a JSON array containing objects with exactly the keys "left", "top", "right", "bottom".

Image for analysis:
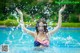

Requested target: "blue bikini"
[{"left": 34, "top": 41, "right": 41, "bottom": 46}]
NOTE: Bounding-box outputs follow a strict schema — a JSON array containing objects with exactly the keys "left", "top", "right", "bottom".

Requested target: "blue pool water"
[{"left": 0, "top": 27, "right": 80, "bottom": 53}]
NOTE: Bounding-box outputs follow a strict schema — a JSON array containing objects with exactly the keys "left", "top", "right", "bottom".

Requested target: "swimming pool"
[{"left": 0, "top": 27, "right": 80, "bottom": 53}]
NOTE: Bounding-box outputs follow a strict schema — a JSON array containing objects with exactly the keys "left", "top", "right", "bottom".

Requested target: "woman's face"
[{"left": 38, "top": 22, "right": 44, "bottom": 32}]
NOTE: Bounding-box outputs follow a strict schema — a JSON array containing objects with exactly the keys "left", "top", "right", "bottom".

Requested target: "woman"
[{"left": 16, "top": 5, "right": 66, "bottom": 47}]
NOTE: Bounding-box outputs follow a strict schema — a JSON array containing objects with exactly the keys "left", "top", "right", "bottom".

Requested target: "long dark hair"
[{"left": 35, "top": 18, "right": 48, "bottom": 34}]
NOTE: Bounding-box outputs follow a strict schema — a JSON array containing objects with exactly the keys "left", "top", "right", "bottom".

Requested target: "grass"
[
  {"left": 0, "top": 19, "right": 18, "bottom": 26},
  {"left": 62, "top": 23, "right": 80, "bottom": 27},
  {"left": 0, "top": 19, "right": 80, "bottom": 27},
  {"left": 48, "top": 23, "right": 80, "bottom": 27}
]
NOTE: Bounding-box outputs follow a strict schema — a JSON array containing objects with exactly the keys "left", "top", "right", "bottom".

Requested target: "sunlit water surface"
[{"left": 0, "top": 27, "right": 80, "bottom": 53}]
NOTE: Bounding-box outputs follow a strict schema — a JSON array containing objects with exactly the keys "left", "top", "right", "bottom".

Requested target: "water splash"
[
  {"left": 19, "top": 33, "right": 24, "bottom": 42},
  {"left": 11, "top": 11, "right": 19, "bottom": 23}
]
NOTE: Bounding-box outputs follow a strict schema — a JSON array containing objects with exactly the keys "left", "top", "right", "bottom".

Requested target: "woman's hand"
[
  {"left": 59, "top": 5, "right": 66, "bottom": 13},
  {"left": 16, "top": 8, "right": 23, "bottom": 16},
  {"left": 16, "top": 8, "right": 24, "bottom": 23}
]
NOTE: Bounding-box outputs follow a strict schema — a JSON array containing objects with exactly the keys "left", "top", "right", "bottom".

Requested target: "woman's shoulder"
[{"left": 34, "top": 33, "right": 38, "bottom": 38}]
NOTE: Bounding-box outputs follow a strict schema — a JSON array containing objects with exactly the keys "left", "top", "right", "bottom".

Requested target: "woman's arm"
[
  {"left": 16, "top": 8, "right": 36, "bottom": 37},
  {"left": 48, "top": 5, "right": 66, "bottom": 35}
]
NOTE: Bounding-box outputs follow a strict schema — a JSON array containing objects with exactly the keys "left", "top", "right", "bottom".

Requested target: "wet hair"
[{"left": 35, "top": 18, "right": 48, "bottom": 34}]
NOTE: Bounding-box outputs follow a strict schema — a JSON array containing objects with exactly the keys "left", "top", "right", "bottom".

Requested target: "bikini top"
[{"left": 34, "top": 34, "right": 49, "bottom": 47}]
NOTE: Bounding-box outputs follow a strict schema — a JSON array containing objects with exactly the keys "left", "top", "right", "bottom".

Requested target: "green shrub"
[
  {"left": 25, "top": 22, "right": 36, "bottom": 27},
  {"left": 0, "top": 19, "right": 80, "bottom": 27},
  {"left": 0, "top": 21, "right": 5, "bottom": 25},
  {"left": 62, "top": 23, "right": 80, "bottom": 27},
  {"left": 69, "top": 14, "right": 79, "bottom": 22},
  {"left": 48, "top": 22, "right": 80, "bottom": 27},
  {"left": 4, "top": 19, "right": 18, "bottom": 26}
]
